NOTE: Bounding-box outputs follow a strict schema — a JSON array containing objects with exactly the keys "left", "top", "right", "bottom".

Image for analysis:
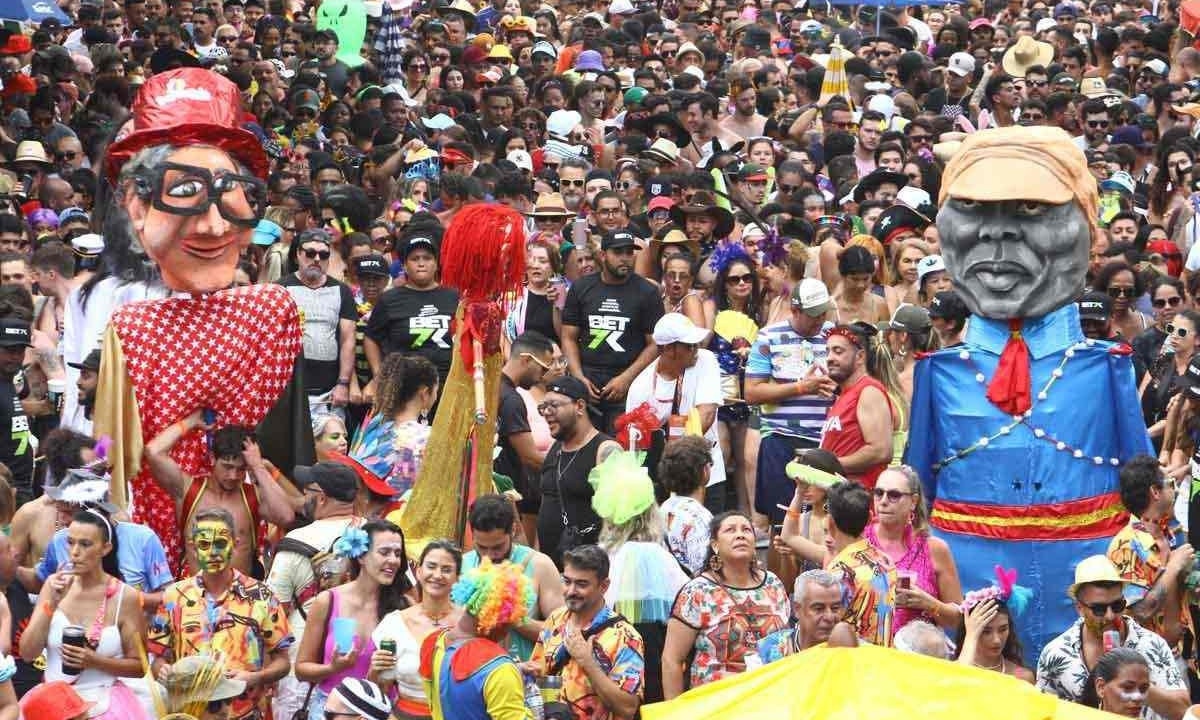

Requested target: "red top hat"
[{"left": 104, "top": 68, "right": 268, "bottom": 182}]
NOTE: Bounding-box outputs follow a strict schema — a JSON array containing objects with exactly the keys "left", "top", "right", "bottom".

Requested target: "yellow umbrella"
[
  {"left": 818, "top": 39, "right": 853, "bottom": 111},
  {"left": 642, "top": 645, "right": 1123, "bottom": 720}
]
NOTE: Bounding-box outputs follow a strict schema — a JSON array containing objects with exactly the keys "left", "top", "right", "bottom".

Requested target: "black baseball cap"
[
  {"left": 601, "top": 228, "right": 637, "bottom": 250},
  {"left": 294, "top": 462, "right": 359, "bottom": 502},
  {"left": 644, "top": 177, "right": 672, "bottom": 199},
  {"left": 353, "top": 254, "right": 391, "bottom": 279},
  {"left": 1076, "top": 291, "right": 1112, "bottom": 322},
  {"left": 68, "top": 348, "right": 101, "bottom": 372},
  {"left": 0, "top": 318, "right": 31, "bottom": 348},
  {"left": 545, "top": 376, "right": 589, "bottom": 401},
  {"left": 399, "top": 235, "right": 438, "bottom": 260},
  {"left": 927, "top": 291, "right": 970, "bottom": 322}
]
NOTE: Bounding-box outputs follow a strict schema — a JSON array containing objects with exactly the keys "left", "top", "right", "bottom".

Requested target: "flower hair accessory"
[
  {"left": 961, "top": 565, "right": 1033, "bottom": 619},
  {"left": 334, "top": 527, "right": 371, "bottom": 560},
  {"left": 757, "top": 225, "right": 790, "bottom": 268},
  {"left": 709, "top": 240, "right": 753, "bottom": 278}
]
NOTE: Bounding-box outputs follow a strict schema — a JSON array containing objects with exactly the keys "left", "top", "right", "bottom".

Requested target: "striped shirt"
[{"left": 745, "top": 320, "right": 833, "bottom": 440}]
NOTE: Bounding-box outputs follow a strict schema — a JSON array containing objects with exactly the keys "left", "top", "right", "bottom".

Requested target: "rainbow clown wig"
[{"left": 450, "top": 559, "right": 535, "bottom": 636}]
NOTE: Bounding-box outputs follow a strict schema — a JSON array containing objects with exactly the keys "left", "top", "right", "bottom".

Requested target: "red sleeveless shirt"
[{"left": 820, "top": 375, "right": 893, "bottom": 489}]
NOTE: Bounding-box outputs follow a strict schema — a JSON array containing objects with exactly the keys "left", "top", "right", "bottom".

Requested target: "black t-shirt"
[
  {"left": 561, "top": 274, "right": 663, "bottom": 381},
  {"left": 366, "top": 285, "right": 460, "bottom": 380},
  {"left": 495, "top": 373, "right": 533, "bottom": 498},
  {"left": 524, "top": 291, "right": 558, "bottom": 343},
  {"left": 0, "top": 382, "right": 31, "bottom": 497},
  {"left": 278, "top": 274, "right": 358, "bottom": 394},
  {"left": 6, "top": 582, "right": 37, "bottom": 695}
]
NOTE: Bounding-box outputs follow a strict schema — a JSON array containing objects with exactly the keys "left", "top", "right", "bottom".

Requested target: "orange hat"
[{"left": 20, "top": 681, "right": 92, "bottom": 720}]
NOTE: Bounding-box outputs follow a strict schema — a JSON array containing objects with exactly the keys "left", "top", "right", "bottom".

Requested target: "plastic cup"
[{"left": 331, "top": 617, "right": 357, "bottom": 654}]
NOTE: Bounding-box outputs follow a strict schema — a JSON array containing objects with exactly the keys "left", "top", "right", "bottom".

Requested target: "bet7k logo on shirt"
[
  {"left": 587, "top": 300, "right": 629, "bottom": 352},
  {"left": 409, "top": 305, "right": 451, "bottom": 349}
]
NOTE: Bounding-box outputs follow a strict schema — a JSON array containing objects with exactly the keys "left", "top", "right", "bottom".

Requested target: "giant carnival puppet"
[
  {"left": 905, "top": 127, "right": 1153, "bottom": 658},
  {"left": 92, "top": 68, "right": 302, "bottom": 573}
]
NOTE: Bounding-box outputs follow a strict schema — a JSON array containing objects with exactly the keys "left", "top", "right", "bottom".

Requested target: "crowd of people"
[{"left": 0, "top": 0, "right": 1200, "bottom": 718}]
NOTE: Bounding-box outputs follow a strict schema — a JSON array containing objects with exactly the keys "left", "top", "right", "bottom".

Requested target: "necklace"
[
  {"left": 976, "top": 658, "right": 1006, "bottom": 673},
  {"left": 422, "top": 603, "right": 452, "bottom": 628}
]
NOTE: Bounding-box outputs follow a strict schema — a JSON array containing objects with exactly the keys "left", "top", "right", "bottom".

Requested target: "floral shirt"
[
  {"left": 149, "top": 570, "right": 293, "bottom": 719},
  {"left": 827, "top": 538, "right": 897, "bottom": 647},
  {"left": 1107, "top": 515, "right": 1193, "bottom": 657},
  {"left": 531, "top": 606, "right": 644, "bottom": 720},
  {"left": 661, "top": 495, "right": 712, "bottom": 575},
  {"left": 1036, "top": 617, "right": 1186, "bottom": 720},
  {"left": 670, "top": 572, "right": 790, "bottom": 688}
]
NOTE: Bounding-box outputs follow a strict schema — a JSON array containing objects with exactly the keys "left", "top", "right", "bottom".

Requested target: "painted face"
[{"left": 193, "top": 519, "right": 235, "bottom": 572}]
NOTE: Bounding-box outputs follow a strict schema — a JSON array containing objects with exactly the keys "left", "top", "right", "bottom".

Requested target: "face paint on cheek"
[
  {"left": 1117, "top": 691, "right": 1147, "bottom": 703},
  {"left": 193, "top": 521, "right": 235, "bottom": 571}
]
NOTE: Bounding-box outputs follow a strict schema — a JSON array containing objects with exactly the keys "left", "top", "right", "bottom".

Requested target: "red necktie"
[{"left": 986, "top": 319, "right": 1032, "bottom": 415}]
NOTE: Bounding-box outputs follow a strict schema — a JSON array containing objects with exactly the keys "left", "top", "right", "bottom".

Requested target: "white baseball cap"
[
  {"left": 947, "top": 52, "right": 976, "bottom": 77},
  {"left": 790, "top": 278, "right": 833, "bottom": 317},
  {"left": 506, "top": 149, "right": 533, "bottom": 172},
  {"left": 653, "top": 313, "right": 709, "bottom": 345},
  {"left": 917, "top": 254, "right": 947, "bottom": 285}
]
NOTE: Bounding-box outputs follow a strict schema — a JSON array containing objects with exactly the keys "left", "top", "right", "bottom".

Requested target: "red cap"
[
  {"left": 21, "top": 681, "right": 92, "bottom": 720},
  {"left": 462, "top": 44, "right": 489, "bottom": 65},
  {"left": 326, "top": 451, "right": 398, "bottom": 497},
  {"left": 105, "top": 68, "right": 268, "bottom": 182},
  {"left": 647, "top": 196, "right": 675, "bottom": 213},
  {"left": 0, "top": 35, "right": 31, "bottom": 56}
]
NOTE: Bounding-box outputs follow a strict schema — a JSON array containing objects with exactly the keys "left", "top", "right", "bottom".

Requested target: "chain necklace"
[{"left": 422, "top": 602, "right": 452, "bottom": 628}]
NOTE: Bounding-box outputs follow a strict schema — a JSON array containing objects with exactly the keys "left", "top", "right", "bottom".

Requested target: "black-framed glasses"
[
  {"left": 137, "top": 162, "right": 265, "bottom": 228},
  {"left": 301, "top": 248, "right": 332, "bottom": 260},
  {"left": 1107, "top": 287, "right": 1136, "bottom": 299},
  {"left": 1082, "top": 598, "right": 1126, "bottom": 616},
  {"left": 1028, "top": 79, "right": 1049, "bottom": 88},
  {"left": 1166, "top": 322, "right": 1189, "bottom": 336},
  {"left": 907, "top": 133, "right": 932, "bottom": 144},
  {"left": 872, "top": 488, "right": 913, "bottom": 501},
  {"left": 1156, "top": 296, "right": 1184, "bottom": 309}
]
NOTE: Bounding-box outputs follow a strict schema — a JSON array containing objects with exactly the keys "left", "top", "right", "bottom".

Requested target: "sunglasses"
[
  {"left": 1028, "top": 79, "right": 1049, "bottom": 88},
  {"left": 872, "top": 487, "right": 913, "bottom": 501},
  {"left": 1081, "top": 597, "right": 1127, "bottom": 616},
  {"left": 778, "top": 183, "right": 800, "bottom": 194},
  {"left": 1087, "top": 120, "right": 1110, "bottom": 129},
  {"left": 521, "top": 352, "right": 553, "bottom": 371},
  {"left": 432, "top": 53, "right": 451, "bottom": 61},
  {"left": 1107, "top": 287, "right": 1136, "bottom": 299},
  {"left": 907, "top": 133, "right": 932, "bottom": 144},
  {"left": 301, "top": 248, "right": 332, "bottom": 260},
  {"left": 1166, "top": 322, "right": 1189, "bottom": 336},
  {"left": 725, "top": 273, "right": 753, "bottom": 285},
  {"left": 408, "top": 63, "right": 429, "bottom": 71},
  {"left": 1156, "top": 296, "right": 1184, "bottom": 309},
  {"left": 561, "top": 179, "right": 585, "bottom": 187},
  {"left": 616, "top": 181, "right": 635, "bottom": 190}
]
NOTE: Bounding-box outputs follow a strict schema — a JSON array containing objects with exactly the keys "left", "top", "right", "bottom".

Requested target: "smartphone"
[{"left": 572, "top": 217, "right": 588, "bottom": 247}]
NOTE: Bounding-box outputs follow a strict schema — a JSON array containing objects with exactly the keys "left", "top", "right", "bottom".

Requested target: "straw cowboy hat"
[
  {"left": 525, "top": 192, "right": 575, "bottom": 218},
  {"left": 658, "top": 227, "right": 701, "bottom": 257},
  {"left": 12, "top": 140, "right": 51, "bottom": 166},
  {"left": 1001, "top": 36, "right": 1054, "bottom": 78},
  {"left": 641, "top": 137, "right": 680, "bottom": 164}
]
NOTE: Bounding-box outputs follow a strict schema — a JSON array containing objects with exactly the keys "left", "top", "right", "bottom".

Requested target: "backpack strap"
[{"left": 275, "top": 537, "right": 322, "bottom": 620}]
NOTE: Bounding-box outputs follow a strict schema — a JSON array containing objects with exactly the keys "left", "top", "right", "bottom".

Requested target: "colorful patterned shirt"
[
  {"left": 827, "top": 538, "right": 897, "bottom": 647},
  {"left": 670, "top": 572, "right": 790, "bottom": 688},
  {"left": 1107, "top": 515, "right": 1192, "bottom": 655},
  {"left": 149, "top": 569, "right": 294, "bottom": 719},
  {"left": 531, "top": 606, "right": 645, "bottom": 720},
  {"left": 351, "top": 413, "right": 432, "bottom": 496}
]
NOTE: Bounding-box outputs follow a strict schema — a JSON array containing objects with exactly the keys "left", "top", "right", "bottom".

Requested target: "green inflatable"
[{"left": 317, "top": 0, "right": 367, "bottom": 68}]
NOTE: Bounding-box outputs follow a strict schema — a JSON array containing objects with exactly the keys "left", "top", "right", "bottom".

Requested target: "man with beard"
[
  {"left": 818, "top": 325, "right": 894, "bottom": 489},
  {"left": 722, "top": 83, "right": 766, "bottom": 139},
  {"left": 558, "top": 157, "right": 591, "bottom": 215},
  {"left": 529, "top": 545, "right": 644, "bottom": 720},
  {"left": 562, "top": 230, "right": 663, "bottom": 432},
  {"left": 266, "top": 462, "right": 363, "bottom": 720},
  {"left": 68, "top": 348, "right": 99, "bottom": 425},
  {"left": 279, "top": 228, "right": 358, "bottom": 417},
  {"left": 463, "top": 494, "right": 564, "bottom": 661},
  {"left": 757, "top": 569, "right": 849, "bottom": 663},
  {"left": 1036, "top": 556, "right": 1188, "bottom": 720},
  {"left": 0, "top": 317, "right": 32, "bottom": 505},
  {"left": 535, "top": 377, "right": 621, "bottom": 566},
  {"left": 497, "top": 332, "right": 555, "bottom": 545},
  {"left": 146, "top": 418, "right": 298, "bottom": 575}
]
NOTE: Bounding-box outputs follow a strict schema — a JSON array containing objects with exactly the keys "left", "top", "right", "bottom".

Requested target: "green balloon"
[{"left": 317, "top": 0, "right": 367, "bottom": 69}]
